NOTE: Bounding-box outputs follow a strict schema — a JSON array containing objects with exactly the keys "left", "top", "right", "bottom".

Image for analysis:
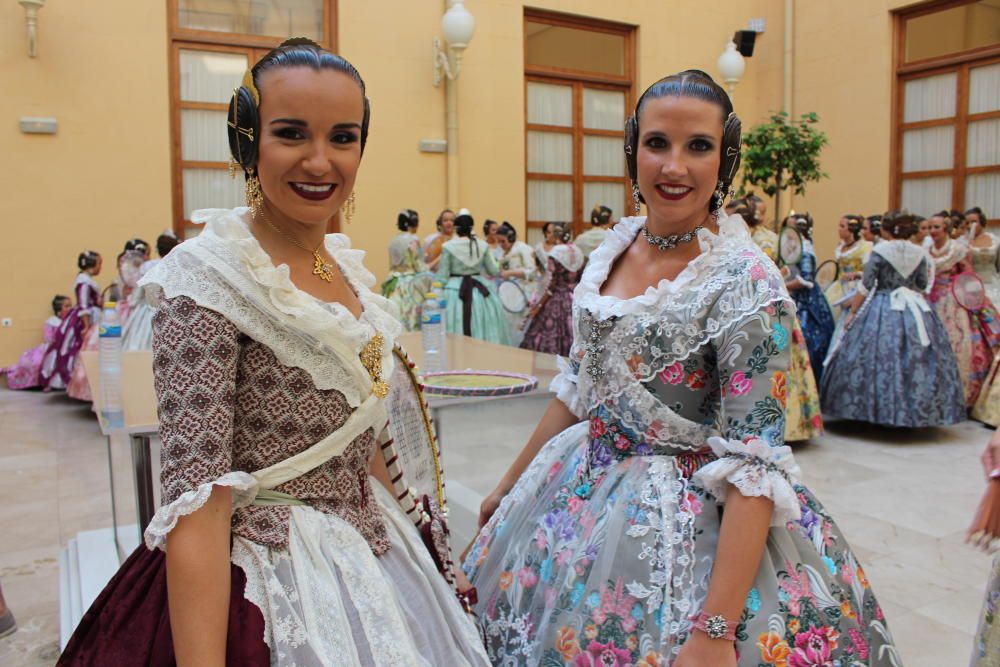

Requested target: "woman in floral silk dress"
[
  {"left": 381, "top": 209, "right": 433, "bottom": 331},
  {"left": 521, "top": 224, "right": 585, "bottom": 356},
  {"left": 465, "top": 71, "right": 898, "bottom": 667}
]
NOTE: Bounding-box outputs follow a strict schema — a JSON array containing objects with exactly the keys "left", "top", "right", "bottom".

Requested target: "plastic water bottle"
[
  {"left": 432, "top": 281, "right": 449, "bottom": 370},
  {"left": 99, "top": 302, "right": 124, "bottom": 430},
  {"left": 421, "top": 291, "right": 443, "bottom": 373}
]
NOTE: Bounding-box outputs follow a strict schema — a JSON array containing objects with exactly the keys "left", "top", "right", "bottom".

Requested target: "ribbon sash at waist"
[{"left": 889, "top": 286, "right": 931, "bottom": 346}]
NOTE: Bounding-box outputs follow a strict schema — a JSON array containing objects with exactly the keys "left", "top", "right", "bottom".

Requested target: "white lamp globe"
[
  {"left": 717, "top": 40, "right": 745, "bottom": 86},
  {"left": 442, "top": 1, "right": 476, "bottom": 48}
]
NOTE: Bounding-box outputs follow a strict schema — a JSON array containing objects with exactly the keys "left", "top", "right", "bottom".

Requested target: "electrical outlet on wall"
[{"left": 1, "top": 318, "right": 12, "bottom": 327}]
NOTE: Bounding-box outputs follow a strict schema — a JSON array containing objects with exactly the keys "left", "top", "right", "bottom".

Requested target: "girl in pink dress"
[
  {"left": 2, "top": 296, "right": 71, "bottom": 390},
  {"left": 40, "top": 252, "right": 102, "bottom": 391}
]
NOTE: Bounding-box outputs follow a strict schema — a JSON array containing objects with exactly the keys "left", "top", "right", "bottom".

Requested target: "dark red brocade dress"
[
  {"left": 520, "top": 244, "right": 585, "bottom": 356},
  {"left": 58, "top": 207, "right": 488, "bottom": 666}
]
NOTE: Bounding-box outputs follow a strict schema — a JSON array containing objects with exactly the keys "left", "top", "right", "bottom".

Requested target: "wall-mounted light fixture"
[
  {"left": 19, "top": 0, "right": 46, "bottom": 58},
  {"left": 432, "top": 1, "right": 476, "bottom": 209}
]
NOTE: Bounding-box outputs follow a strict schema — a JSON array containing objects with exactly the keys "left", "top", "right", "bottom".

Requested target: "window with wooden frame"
[
  {"left": 524, "top": 11, "right": 635, "bottom": 246},
  {"left": 892, "top": 0, "right": 1000, "bottom": 222},
  {"left": 168, "top": 0, "right": 337, "bottom": 237}
]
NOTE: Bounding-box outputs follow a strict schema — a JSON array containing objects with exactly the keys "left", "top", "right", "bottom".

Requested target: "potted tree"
[{"left": 740, "top": 111, "right": 829, "bottom": 229}]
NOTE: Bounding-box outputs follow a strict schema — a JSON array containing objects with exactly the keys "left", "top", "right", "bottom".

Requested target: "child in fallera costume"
[
  {"left": 2, "top": 295, "right": 71, "bottom": 390},
  {"left": 40, "top": 251, "right": 102, "bottom": 391}
]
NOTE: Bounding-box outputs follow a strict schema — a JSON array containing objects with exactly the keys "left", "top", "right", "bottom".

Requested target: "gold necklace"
[{"left": 256, "top": 210, "right": 336, "bottom": 282}]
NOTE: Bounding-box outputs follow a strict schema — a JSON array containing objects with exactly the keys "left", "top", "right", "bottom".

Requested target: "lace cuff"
[
  {"left": 144, "top": 472, "right": 259, "bottom": 551},
  {"left": 692, "top": 436, "right": 802, "bottom": 526},
  {"left": 550, "top": 356, "right": 586, "bottom": 419}
]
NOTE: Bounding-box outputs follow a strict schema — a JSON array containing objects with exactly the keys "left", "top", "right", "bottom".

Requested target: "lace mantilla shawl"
[
  {"left": 872, "top": 241, "right": 930, "bottom": 280},
  {"left": 140, "top": 207, "right": 402, "bottom": 407},
  {"left": 548, "top": 244, "right": 585, "bottom": 272},
  {"left": 556, "top": 214, "right": 794, "bottom": 446},
  {"left": 442, "top": 237, "right": 490, "bottom": 269}
]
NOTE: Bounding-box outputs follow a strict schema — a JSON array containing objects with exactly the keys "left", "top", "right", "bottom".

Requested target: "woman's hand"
[
  {"left": 478, "top": 484, "right": 510, "bottom": 528},
  {"left": 982, "top": 429, "right": 1000, "bottom": 479},
  {"left": 674, "top": 632, "right": 737, "bottom": 667}
]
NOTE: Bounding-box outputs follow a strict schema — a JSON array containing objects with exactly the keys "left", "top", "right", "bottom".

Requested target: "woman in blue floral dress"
[{"left": 464, "top": 70, "right": 899, "bottom": 667}]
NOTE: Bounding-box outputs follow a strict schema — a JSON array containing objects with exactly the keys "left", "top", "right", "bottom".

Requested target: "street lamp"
[
  {"left": 432, "top": 1, "right": 476, "bottom": 209},
  {"left": 717, "top": 40, "right": 746, "bottom": 97}
]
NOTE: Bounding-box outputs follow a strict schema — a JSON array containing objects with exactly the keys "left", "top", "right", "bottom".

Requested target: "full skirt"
[
  {"left": 442, "top": 276, "right": 512, "bottom": 346},
  {"left": 2, "top": 343, "right": 47, "bottom": 390},
  {"left": 784, "top": 316, "right": 823, "bottom": 441},
  {"left": 464, "top": 422, "right": 900, "bottom": 666},
  {"left": 929, "top": 279, "right": 993, "bottom": 407},
  {"left": 382, "top": 271, "right": 434, "bottom": 332},
  {"left": 820, "top": 291, "right": 966, "bottom": 427},
  {"left": 971, "top": 555, "right": 1000, "bottom": 667},
  {"left": 122, "top": 303, "right": 157, "bottom": 351},
  {"left": 520, "top": 289, "right": 574, "bottom": 356},
  {"left": 59, "top": 482, "right": 489, "bottom": 666},
  {"left": 792, "top": 286, "right": 835, "bottom": 384}
]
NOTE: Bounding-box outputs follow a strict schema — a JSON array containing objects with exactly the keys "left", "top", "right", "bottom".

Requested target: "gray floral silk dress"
[{"left": 464, "top": 215, "right": 901, "bottom": 667}]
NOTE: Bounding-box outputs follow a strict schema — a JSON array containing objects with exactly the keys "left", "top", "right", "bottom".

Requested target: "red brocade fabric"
[{"left": 57, "top": 546, "right": 269, "bottom": 666}]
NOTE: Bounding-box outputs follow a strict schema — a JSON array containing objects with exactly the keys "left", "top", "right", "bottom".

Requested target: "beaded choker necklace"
[{"left": 642, "top": 223, "right": 704, "bottom": 251}]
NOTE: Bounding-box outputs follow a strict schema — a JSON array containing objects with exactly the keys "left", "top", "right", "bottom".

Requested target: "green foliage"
[{"left": 739, "top": 111, "right": 829, "bottom": 226}]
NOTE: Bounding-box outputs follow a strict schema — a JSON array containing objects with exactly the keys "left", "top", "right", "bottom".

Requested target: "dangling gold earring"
[
  {"left": 228, "top": 158, "right": 239, "bottom": 179},
  {"left": 245, "top": 168, "right": 263, "bottom": 218},
  {"left": 341, "top": 191, "right": 356, "bottom": 225}
]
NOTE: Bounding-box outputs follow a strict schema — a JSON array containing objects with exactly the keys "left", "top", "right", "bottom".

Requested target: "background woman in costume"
[
  {"left": 466, "top": 70, "right": 898, "bottom": 667},
  {"left": 968, "top": 207, "right": 1000, "bottom": 305},
  {"left": 58, "top": 40, "right": 488, "bottom": 667},
  {"left": 436, "top": 211, "right": 511, "bottom": 345},
  {"left": 423, "top": 208, "right": 455, "bottom": 271},
  {"left": 483, "top": 219, "right": 504, "bottom": 262},
  {"left": 780, "top": 212, "right": 835, "bottom": 383},
  {"left": 122, "top": 233, "right": 180, "bottom": 350},
  {"left": 821, "top": 211, "right": 965, "bottom": 427},
  {"left": 534, "top": 221, "right": 559, "bottom": 277},
  {"left": 861, "top": 215, "right": 882, "bottom": 246},
  {"left": 381, "top": 208, "right": 433, "bottom": 331},
  {"left": 519, "top": 223, "right": 583, "bottom": 356},
  {"left": 39, "top": 251, "right": 102, "bottom": 391},
  {"left": 731, "top": 198, "right": 823, "bottom": 441},
  {"left": 2, "top": 295, "right": 71, "bottom": 390},
  {"left": 496, "top": 222, "right": 538, "bottom": 345},
  {"left": 574, "top": 204, "right": 613, "bottom": 258},
  {"left": 970, "top": 429, "right": 1000, "bottom": 667},
  {"left": 825, "top": 215, "right": 872, "bottom": 323},
  {"left": 927, "top": 210, "right": 994, "bottom": 408}
]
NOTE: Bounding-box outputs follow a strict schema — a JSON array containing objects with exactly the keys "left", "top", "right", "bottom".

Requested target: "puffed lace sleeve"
[
  {"left": 549, "top": 327, "right": 587, "bottom": 420},
  {"left": 143, "top": 296, "right": 257, "bottom": 550},
  {"left": 692, "top": 300, "right": 802, "bottom": 525}
]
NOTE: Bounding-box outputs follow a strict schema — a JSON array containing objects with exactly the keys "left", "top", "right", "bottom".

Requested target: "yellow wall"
[
  {"left": 0, "top": 0, "right": 955, "bottom": 364},
  {"left": 0, "top": 0, "right": 172, "bottom": 366}
]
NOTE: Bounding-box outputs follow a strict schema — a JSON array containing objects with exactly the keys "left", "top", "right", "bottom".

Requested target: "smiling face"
[
  {"left": 498, "top": 236, "right": 512, "bottom": 253},
  {"left": 929, "top": 215, "right": 948, "bottom": 242},
  {"left": 635, "top": 95, "right": 722, "bottom": 229},
  {"left": 439, "top": 211, "right": 455, "bottom": 236},
  {"left": 254, "top": 67, "right": 365, "bottom": 227}
]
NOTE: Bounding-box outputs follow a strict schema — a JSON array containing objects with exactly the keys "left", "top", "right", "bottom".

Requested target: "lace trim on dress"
[
  {"left": 692, "top": 436, "right": 803, "bottom": 526},
  {"left": 873, "top": 240, "right": 930, "bottom": 280},
  {"left": 548, "top": 244, "right": 585, "bottom": 272},
  {"left": 930, "top": 237, "right": 969, "bottom": 274},
  {"left": 140, "top": 208, "right": 401, "bottom": 406},
  {"left": 549, "top": 356, "right": 586, "bottom": 419},
  {"left": 442, "top": 238, "right": 490, "bottom": 268},
  {"left": 144, "top": 471, "right": 258, "bottom": 550}
]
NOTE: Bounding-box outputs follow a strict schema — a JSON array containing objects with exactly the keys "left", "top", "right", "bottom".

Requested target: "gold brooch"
[{"left": 360, "top": 333, "right": 389, "bottom": 398}]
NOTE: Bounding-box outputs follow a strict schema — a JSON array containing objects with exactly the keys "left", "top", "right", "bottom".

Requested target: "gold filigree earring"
[
  {"left": 245, "top": 168, "right": 263, "bottom": 217},
  {"left": 342, "top": 191, "right": 356, "bottom": 225}
]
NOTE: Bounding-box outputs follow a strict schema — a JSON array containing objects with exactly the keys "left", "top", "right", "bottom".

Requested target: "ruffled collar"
[
  {"left": 549, "top": 244, "right": 585, "bottom": 271},
  {"left": 835, "top": 239, "right": 871, "bottom": 260},
  {"left": 75, "top": 272, "right": 98, "bottom": 289},
  {"left": 575, "top": 213, "right": 755, "bottom": 318}
]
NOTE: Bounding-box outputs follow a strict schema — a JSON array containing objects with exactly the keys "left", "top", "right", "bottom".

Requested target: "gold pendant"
[
  {"left": 360, "top": 333, "right": 390, "bottom": 398},
  {"left": 312, "top": 252, "right": 335, "bottom": 282}
]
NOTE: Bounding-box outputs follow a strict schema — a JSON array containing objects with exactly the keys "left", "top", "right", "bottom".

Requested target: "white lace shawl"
[
  {"left": 872, "top": 240, "right": 929, "bottom": 280},
  {"left": 548, "top": 243, "right": 585, "bottom": 272},
  {"left": 441, "top": 237, "right": 490, "bottom": 269},
  {"left": 139, "top": 207, "right": 402, "bottom": 408},
  {"left": 930, "top": 238, "right": 970, "bottom": 274}
]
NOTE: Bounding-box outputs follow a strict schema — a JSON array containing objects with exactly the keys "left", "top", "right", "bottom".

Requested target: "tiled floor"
[{"left": 0, "top": 385, "right": 994, "bottom": 666}]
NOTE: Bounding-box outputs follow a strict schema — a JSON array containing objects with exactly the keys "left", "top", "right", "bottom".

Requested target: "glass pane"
[
  {"left": 583, "top": 136, "right": 623, "bottom": 177},
  {"left": 526, "top": 226, "right": 544, "bottom": 247},
  {"left": 901, "top": 177, "right": 952, "bottom": 217},
  {"left": 968, "top": 119, "right": 1000, "bottom": 168},
  {"left": 902, "top": 126, "right": 954, "bottom": 172},
  {"left": 183, "top": 168, "right": 244, "bottom": 219},
  {"left": 178, "top": 0, "right": 323, "bottom": 40},
  {"left": 583, "top": 89, "right": 625, "bottom": 130},
  {"left": 526, "top": 82, "right": 572, "bottom": 127},
  {"left": 905, "top": 2, "right": 1000, "bottom": 62},
  {"left": 527, "top": 131, "right": 572, "bottom": 175},
  {"left": 970, "top": 62, "right": 1000, "bottom": 114},
  {"left": 903, "top": 74, "right": 957, "bottom": 122},
  {"left": 583, "top": 182, "right": 625, "bottom": 221},
  {"left": 179, "top": 50, "right": 248, "bottom": 103},
  {"left": 181, "top": 109, "right": 231, "bottom": 161},
  {"left": 527, "top": 180, "right": 572, "bottom": 222},
  {"left": 966, "top": 173, "right": 1000, "bottom": 219},
  {"left": 526, "top": 21, "right": 625, "bottom": 76}
]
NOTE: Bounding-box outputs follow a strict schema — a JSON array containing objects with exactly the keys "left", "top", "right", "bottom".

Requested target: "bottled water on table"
[
  {"left": 99, "top": 302, "right": 124, "bottom": 430},
  {"left": 431, "top": 281, "right": 449, "bottom": 371},
  {"left": 421, "top": 291, "right": 443, "bottom": 373}
]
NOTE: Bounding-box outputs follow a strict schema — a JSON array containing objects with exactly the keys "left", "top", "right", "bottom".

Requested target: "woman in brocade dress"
[
  {"left": 821, "top": 212, "right": 965, "bottom": 427},
  {"left": 520, "top": 224, "right": 584, "bottom": 356},
  {"left": 780, "top": 213, "right": 835, "bottom": 385},
  {"left": 732, "top": 198, "right": 822, "bottom": 441},
  {"left": 58, "top": 41, "right": 488, "bottom": 667},
  {"left": 2, "top": 295, "right": 70, "bottom": 390},
  {"left": 466, "top": 70, "right": 898, "bottom": 667},
  {"left": 381, "top": 209, "right": 433, "bottom": 331},
  {"left": 40, "top": 251, "right": 102, "bottom": 391},
  {"left": 437, "top": 212, "right": 511, "bottom": 345},
  {"left": 928, "top": 211, "right": 994, "bottom": 408}
]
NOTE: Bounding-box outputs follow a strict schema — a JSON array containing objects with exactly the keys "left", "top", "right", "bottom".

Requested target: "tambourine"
[
  {"left": 815, "top": 259, "right": 839, "bottom": 293},
  {"left": 498, "top": 280, "right": 528, "bottom": 314},
  {"left": 953, "top": 271, "right": 987, "bottom": 312},
  {"left": 778, "top": 226, "right": 804, "bottom": 267}
]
